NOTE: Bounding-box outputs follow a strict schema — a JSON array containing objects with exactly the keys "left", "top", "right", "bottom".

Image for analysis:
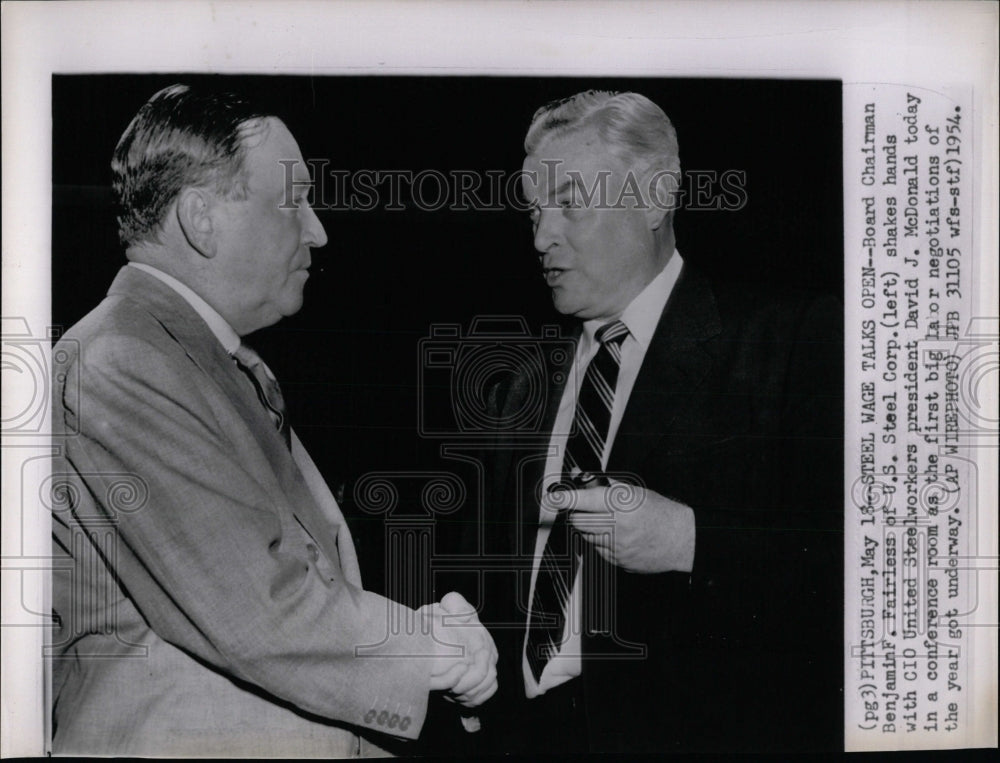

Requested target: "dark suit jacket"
[
  {"left": 50, "top": 266, "right": 436, "bottom": 756},
  {"left": 464, "top": 265, "right": 843, "bottom": 753}
]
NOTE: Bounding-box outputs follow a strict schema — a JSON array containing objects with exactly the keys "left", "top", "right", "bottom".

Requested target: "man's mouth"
[{"left": 543, "top": 267, "right": 567, "bottom": 285}]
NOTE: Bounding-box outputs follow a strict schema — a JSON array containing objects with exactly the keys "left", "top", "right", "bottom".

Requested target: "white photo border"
[{"left": 2, "top": 1, "right": 997, "bottom": 755}]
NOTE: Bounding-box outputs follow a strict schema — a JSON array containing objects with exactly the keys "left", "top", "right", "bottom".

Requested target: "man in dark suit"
[
  {"left": 49, "top": 83, "right": 496, "bottom": 756},
  {"left": 466, "top": 90, "right": 842, "bottom": 753}
]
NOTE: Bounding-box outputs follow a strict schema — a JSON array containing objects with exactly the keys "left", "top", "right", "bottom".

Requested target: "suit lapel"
[
  {"left": 608, "top": 266, "right": 722, "bottom": 472},
  {"left": 106, "top": 267, "right": 345, "bottom": 573},
  {"left": 108, "top": 268, "right": 276, "bottom": 441}
]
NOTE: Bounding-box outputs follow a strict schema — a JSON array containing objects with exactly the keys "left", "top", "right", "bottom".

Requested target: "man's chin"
[
  {"left": 263, "top": 292, "right": 306, "bottom": 327},
  {"left": 551, "top": 291, "right": 579, "bottom": 317},
  {"left": 552, "top": 295, "right": 600, "bottom": 322},
  {"left": 281, "top": 296, "right": 305, "bottom": 318}
]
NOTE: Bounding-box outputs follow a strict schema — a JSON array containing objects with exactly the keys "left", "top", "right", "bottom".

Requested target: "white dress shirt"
[
  {"left": 523, "top": 251, "right": 684, "bottom": 697},
  {"left": 128, "top": 262, "right": 241, "bottom": 354}
]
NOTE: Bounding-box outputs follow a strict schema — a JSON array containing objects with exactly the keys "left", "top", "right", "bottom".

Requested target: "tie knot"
[
  {"left": 233, "top": 343, "right": 274, "bottom": 381},
  {"left": 595, "top": 320, "right": 629, "bottom": 347},
  {"left": 232, "top": 342, "right": 261, "bottom": 367}
]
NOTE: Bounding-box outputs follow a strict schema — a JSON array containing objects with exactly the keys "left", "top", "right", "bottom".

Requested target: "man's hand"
[
  {"left": 549, "top": 480, "right": 695, "bottom": 574},
  {"left": 422, "top": 592, "right": 498, "bottom": 707}
]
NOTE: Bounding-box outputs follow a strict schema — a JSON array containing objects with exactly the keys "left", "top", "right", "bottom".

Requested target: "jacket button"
[
  {"left": 388, "top": 713, "right": 399, "bottom": 729},
  {"left": 363, "top": 709, "right": 376, "bottom": 724},
  {"left": 399, "top": 716, "right": 411, "bottom": 731},
  {"left": 377, "top": 710, "right": 389, "bottom": 726},
  {"left": 306, "top": 543, "right": 319, "bottom": 562}
]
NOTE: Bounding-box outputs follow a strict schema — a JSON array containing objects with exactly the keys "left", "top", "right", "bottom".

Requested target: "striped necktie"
[
  {"left": 526, "top": 319, "right": 629, "bottom": 683},
  {"left": 232, "top": 343, "right": 291, "bottom": 448}
]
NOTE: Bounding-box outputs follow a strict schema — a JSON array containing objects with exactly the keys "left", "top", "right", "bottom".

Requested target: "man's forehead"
[
  {"left": 523, "top": 135, "right": 625, "bottom": 198},
  {"left": 241, "top": 117, "right": 310, "bottom": 184}
]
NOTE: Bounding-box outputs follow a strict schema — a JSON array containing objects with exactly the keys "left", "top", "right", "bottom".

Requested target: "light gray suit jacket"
[{"left": 50, "top": 266, "right": 435, "bottom": 756}]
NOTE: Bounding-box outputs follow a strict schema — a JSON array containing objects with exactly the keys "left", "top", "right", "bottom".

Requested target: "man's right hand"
[{"left": 422, "top": 592, "right": 498, "bottom": 707}]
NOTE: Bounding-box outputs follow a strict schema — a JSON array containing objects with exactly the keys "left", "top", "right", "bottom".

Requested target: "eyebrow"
[
  {"left": 527, "top": 179, "right": 576, "bottom": 211},
  {"left": 534, "top": 179, "right": 574, "bottom": 205}
]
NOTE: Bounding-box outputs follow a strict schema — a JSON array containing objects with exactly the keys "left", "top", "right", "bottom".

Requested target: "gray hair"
[{"left": 524, "top": 90, "right": 681, "bottom": 180}]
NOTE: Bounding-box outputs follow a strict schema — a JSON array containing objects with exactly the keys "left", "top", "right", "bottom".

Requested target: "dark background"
[{"left": 52, "top": 74, "right": 843, "bottom": 597}]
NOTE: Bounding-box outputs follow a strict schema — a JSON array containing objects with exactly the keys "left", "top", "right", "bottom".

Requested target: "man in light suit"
[
  {"left": 49, "top": 84, "right": 496, "bottom": 757},
  {"left": 466, "top": 90, "right": 842, "bottom": 753}
]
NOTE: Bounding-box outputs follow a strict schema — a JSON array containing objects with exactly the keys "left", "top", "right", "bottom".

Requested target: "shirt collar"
[
  {"left": 128, "top": 262, "right": 241, "bottom": 355},
  {"left": 582, "top": 249, "right": 684, "bottom": 350}
]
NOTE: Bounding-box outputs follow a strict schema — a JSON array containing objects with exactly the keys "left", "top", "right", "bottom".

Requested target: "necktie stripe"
[
  {"left": 589, "top": 371, "right": 616, "bottom": 409},
  {"left": 607, "top": 343, "right": 622, "bottom": 363},
  {"left": 527, "top": 320, "right": 628, "bottom": 683},
  {"left": 597, "top": 322, "right": 629, "bottom": 344},
  {"left": 575, "top": 411, "right": 606, "bottom": 458}
]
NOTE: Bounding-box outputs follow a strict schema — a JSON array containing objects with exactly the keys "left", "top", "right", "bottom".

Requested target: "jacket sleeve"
[{"left": 54, "top": 330, "right": 437, "bottom": 738}]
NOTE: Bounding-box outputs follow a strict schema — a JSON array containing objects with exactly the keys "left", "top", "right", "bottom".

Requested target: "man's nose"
[
  {"left": 533, "top": 208, "right": 561, "bottom": 253},
  {"left": 302, "top": 204, "right": 328, "bottom": 248}
]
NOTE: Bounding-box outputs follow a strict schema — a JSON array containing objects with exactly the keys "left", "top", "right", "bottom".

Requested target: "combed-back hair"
[
  {"left": 111, "top": 83, "right": 271, "bottom": 247},
  {"left": 524, "top": 90, "right": 681, "bottom": 180}
]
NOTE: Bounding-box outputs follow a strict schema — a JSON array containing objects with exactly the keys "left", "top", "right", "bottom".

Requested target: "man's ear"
[
  {"left": 176, "top": 187, "right": 218, "bottom": 258},
  {"left": 643, "top": 166, "right": 681, "bottom": 231}
]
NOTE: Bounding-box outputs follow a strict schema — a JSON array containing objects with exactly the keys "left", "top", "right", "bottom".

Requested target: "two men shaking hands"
[{"left": 51, "top": 84, "right": 841, "bottom": 756}]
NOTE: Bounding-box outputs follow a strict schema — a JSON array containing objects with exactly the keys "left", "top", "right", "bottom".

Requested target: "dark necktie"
[
  {"left": 232, "top": 343, "right": 291, "bottom": 448},
  {"left": 526, "top": 319, "right": 629, "bottom": 683}
]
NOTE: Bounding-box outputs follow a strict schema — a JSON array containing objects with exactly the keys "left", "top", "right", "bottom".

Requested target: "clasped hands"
[
  {"left": 545, "top": 478, "right": 696, "bottom": 574},
  {"left": 415, "top": 480, "right": 691, "bottom": 707},
  {"left": 420, "top": 591, "right": 498, "bottom": 707}
]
